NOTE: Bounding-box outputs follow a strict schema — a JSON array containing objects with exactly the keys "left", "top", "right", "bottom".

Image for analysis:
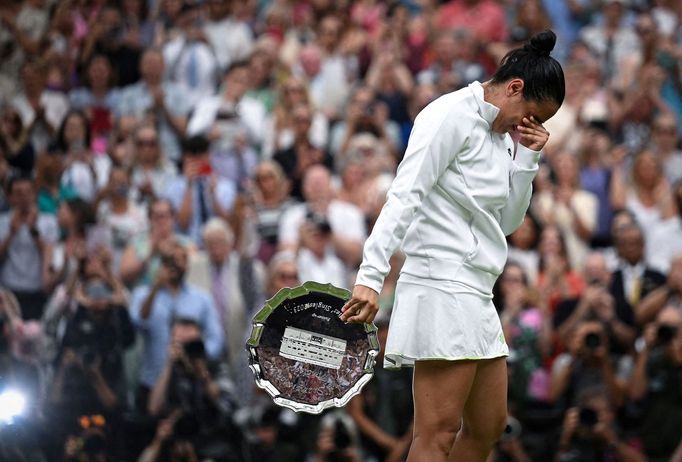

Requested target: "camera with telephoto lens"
[
  {"left": 182, "top": 339, "right": 206, "bottom": 360},
  {"left": 333, "top": 419, "right": 352, "bottom": 449},
  {"left": 76, "top": 346, "right": 100, "bottom": 368},
  {"left": 657, "top": 325, "right": 677, "bottom": 345},
  {"left": 578, "top": 407, "right": 598, "bottom": 430},
  {"left": 305, "top": 209, "right": 332, "bottom": 234},
  {"left": 584, "top": 332, "right": 601, "bottom": 350}
]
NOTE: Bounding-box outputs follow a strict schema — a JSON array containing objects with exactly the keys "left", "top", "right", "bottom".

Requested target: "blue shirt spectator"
[{"left": 130, "top": 282, "right": 224, "bottom": 388}]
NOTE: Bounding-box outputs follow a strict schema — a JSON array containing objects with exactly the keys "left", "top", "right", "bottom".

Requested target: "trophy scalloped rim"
[
  {"left": 246, "top": 282, "right": 380, "bottom": 413},
  {"left": 250, "top": 349, "right": 378, "bottom": 414}
]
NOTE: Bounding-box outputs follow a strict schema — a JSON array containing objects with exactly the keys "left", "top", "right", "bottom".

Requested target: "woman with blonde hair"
[
  {"left": 251, "top": 160, "right": 294, "bottom": 263},
  {"left": 261, "top": 76, "right": 328, "bottom": 158}
]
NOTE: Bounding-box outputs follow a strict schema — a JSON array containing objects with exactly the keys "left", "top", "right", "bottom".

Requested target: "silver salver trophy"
[{"left": 246, "top": 281, "right": 380, "bottom": 414}]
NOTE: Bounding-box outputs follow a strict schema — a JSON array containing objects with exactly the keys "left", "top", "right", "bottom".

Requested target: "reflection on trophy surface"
[{"left": 246, "top": 282, "right": 380, "bottom": 413}]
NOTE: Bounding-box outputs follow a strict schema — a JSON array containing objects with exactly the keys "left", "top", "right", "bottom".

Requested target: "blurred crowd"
[{"left": 0, "top": 0, "right": 681, "bottom": 461}]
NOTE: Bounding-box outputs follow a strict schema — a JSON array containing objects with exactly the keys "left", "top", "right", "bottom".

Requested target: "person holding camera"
[
  {"left": 279, "top": 165, "right": 366, "bottom": 271},
  {"left": 147, "top": 318, "right": 239, "bottom": 462},
  {"left": 47, "top": 259, "right": 134, "bottom": 457},
  {"left": 556, "top": 386, "right": 645, "bottom": 462},
  {"left": 129, "top": 238, "right": 223, "bottom": 412},
  {"left": 164, "top": 135, "right": 236, "bottom": 244},
  {"left": 308, "top": 411, "right": 363, "bottom": 462},
  {"left": 549, "top": 319, "right": 627, "bottom": 410},
  {"left": 0, "top": 174, "right": 58, "bottom": 320},
  {"left": 628, "top": 306, "right": 682, "bottom": 461}
]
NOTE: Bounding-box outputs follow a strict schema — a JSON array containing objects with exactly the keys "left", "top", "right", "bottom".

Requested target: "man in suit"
[
  {"left": 185, "top": 218, "right": 265, "bottom": 377},
  {"left": 610, "top": 222, "right": 666, "bottom": 328}
]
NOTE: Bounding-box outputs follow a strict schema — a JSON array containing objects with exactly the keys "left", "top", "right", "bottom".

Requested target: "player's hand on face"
[
  {"left": 517, "top": 116, "right": 550, "bottom": 151},
  {"left": 340, "top": 284, "right": 379, "bottom": 324}
]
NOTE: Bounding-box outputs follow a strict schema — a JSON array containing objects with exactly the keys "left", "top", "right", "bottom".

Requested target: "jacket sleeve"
[
  {"left": 355, "top": 109, "right": 470, "bottom": 294},
  {"left": 499, "top": 144, "right": 542, "bottom": 236}
]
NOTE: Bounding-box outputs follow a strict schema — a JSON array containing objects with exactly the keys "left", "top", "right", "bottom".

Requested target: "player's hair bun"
[{"left": 524, "top": 30, "right": 556, "bottom": 58}]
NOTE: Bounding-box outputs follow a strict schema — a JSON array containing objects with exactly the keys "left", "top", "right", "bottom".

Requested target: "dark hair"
[
  {"left": 491, "top": 30, "right": 565, "bottom": 105},
  {"left": 56, "top": 110, "right": 92, "bottom": 153},
  {"left": 181, "top": 135, "right": 209, "bottom": 156},
  {"left": 65, "top": 197, "right": 96, "bottom": 237},
  {"left": 6, "top": 173, "right": 34, "bottom": 195},
  {"left": 224, "top": 59, "right": 250, "bottom": 77}
]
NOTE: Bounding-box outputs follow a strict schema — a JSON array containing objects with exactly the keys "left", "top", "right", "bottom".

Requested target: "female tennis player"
[{"left": 341, "top": 30, "right": 564, "bottom": 461}]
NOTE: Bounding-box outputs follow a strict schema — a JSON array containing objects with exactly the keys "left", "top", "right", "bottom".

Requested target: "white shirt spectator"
[
  {"left": 203, "top": 17, "right": 253, "bottom": 71},
  {"left": 297, "top": 247, "right": 347, "bottom": 288},
  {"left": 646, "top": 217, "right": 682, "bottom": 273},
  {"left": 278, "top": 200, "right": 367, "bottom": 249},
  {"left": 163, "top": 36, "right": 219, "bottom": 107}
]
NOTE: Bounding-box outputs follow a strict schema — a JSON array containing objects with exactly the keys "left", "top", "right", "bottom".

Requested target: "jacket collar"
[{"left": 469, "top": 81, "right": 500, "bottom": 128}]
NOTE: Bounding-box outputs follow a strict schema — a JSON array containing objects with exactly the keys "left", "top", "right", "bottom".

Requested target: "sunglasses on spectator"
[
  {"left": 277, "top": 271, "right": 299, "bottom": 280},
  {"left": 655, "top": 126, "right": 677, "bottom": 134},
  {"left": 136, "top": 138, "right": 158, "bottom": 147}
]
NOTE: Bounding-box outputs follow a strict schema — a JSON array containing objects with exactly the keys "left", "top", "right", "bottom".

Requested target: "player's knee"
[
  {"left": 413, "top": 418, "right": 462, "bottom": 453},
  {"left": 461, "top": 412, "right": 507, "bottom": 444}
]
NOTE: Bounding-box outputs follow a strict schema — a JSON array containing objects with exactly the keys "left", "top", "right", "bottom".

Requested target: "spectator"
[
  {"left": 129, "top": 123, "right": 178, "bottom": 208},
  {"left": 329, "top": 85, "right": 401, "bottom": 163},
  {"left": 202, "top": 0, "right": 254, "bottom": 73},
  {"left": 628, "top": 306, "right": 682, "bottom": 462},
  {"left": 162, "top": 1, "right": 219, "bottom": 107},
  {"left": 68, "top": 54, "right": 121, "bottom": 146},
  {"left": 164, "top": 135, "right": 236, "bottom": 244},
  {"left": 536, "top": 225, "right": 585, "bottom": 313},
  {"left": 610, "top": 222, "right": 666, "bottom": 327},
  {"left": 57, "top": 110, "right": 110, "bottom": 202},
  {"left": 146, "top": 318, "right": 239, "bottom": 461},
  {"left": 347, "top": 314, "right": 413, "bottom": 462},
  {"left": 555, "top": 251, "right": 637, "bottom": 354},
  {"left": 416, "top": 29, "right": 484, "bottom": 95},
  {"left": 35, "top": 154, "right": 79, "bottom": 215},
  {"left": 0, "top": 174, "right": 58, "bottom": 319},
  {"left": 533, "top": 151, "right": 598, "bottom": 271},
  {"left": 0, "top": 104, "right": 35, "bottom": 174},
  {"left": 556, "top": 386, "right": 646, "bottom": 462},
  {"left": 579, "top": 0, "right": 640, "bottom": 88},
  {"left": 578, "top": 123, "right": 618, "bottom": 247},
  {"left": 308, "top": 411, "right": 363, "bottom": 462},
  {"left": 646, "top": 180, "right": 682, "bottom": 273},
  {"left": 307, "top": 15, "right": 354, "bottom": 120},
  {"left": 649, "top": 112, "right": 682, "bottom": 185},
  {"left": 496, "top": 262, "right": 552, "bottom": 407},
  {"left": 119, "top": 197, "right": 193, "bottom": 288},
  {"left": 187, "top": 59, "right": 267, "bottom": 154},
  {"left": 96, "top": 166, "right": 149, "bottom": 273},
  {"left": 262, "top": 76, "right": 328, "bottom": 160},
  {"left": 129, "top": 238, "right": 223, "bottom": 411},
  {"left": 186, "top": 217, "right": 265, "bottom": 374},
  {"left": 46, "top": 257, "right": 134, "bottom": 454},
  {"left": 273, "top": 102, "right": 334, "bottom": 200},
  {"left": 117, "top": 48, "right": 190, "bottom": 164},
  {"left": 279, "top": 164, "right": 366, "bottom": 269},
  {"left": 636, "top": 254, "right": 682, "bottom": 324},
  {"left": 548, "top": 319, "right": 626, "bottom": 409},
  {"left": 250, "top": 160, "right": 294, "bottom": 264},
  {"left": 507, "top": 213, "right": 541, "bottom": 285},
  {"left": 266, "top": 250, "right": 301, "bottom": 297},
  {"left": 11, "top": 59, "right": 69, "bottom": 153},
  {"left": 0, "top": 0, "right": 49, "bottom": 99}
]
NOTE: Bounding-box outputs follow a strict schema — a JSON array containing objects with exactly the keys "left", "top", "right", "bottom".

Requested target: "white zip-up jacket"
[{"left": 355, "top": 81, "right": 541, "bottom": 297}]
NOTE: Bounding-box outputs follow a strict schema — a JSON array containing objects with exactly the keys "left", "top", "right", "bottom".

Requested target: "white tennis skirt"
[{"left": 383, "top": 279, "right": 509, "bottom": 369}]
